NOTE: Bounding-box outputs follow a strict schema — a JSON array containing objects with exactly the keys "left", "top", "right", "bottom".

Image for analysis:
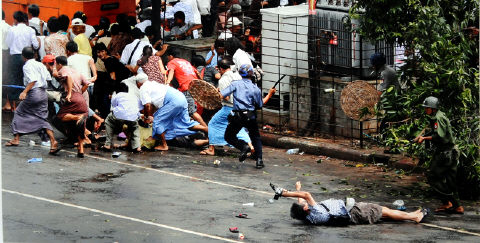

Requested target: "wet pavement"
[{"left": 2, "top": 114, "right": 480, "bottom": 242}]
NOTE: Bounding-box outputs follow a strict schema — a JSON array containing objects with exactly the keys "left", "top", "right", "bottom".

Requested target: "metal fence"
[{"left": 247, "top": 4, "right": 400, "bottom": 147}]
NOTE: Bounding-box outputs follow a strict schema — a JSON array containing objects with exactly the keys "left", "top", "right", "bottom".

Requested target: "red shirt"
[{"left": 167, "top": 58, "right": 198, "bottom": 92}]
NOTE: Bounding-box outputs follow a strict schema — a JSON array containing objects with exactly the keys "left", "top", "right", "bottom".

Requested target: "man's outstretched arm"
[{"left": 280, "top": 181, "right": 317, "bottom": 206}]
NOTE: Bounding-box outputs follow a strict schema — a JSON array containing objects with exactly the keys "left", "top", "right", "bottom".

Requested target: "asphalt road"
[{"left": 2, "top": 116, "right": 480, "bottom": 242}]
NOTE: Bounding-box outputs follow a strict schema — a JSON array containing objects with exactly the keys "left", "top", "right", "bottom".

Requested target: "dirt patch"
[{"left": 80, "top": 169, "right": 134, "bottom": 183}]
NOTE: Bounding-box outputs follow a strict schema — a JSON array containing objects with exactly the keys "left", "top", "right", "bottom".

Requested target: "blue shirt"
[
  {"left": 221, "top": 78, "right": 263, "bottom": 111},
  {"left": 306, "top": 199, "right": 349, "bottom": 225},
  {"left": 205, "top": 50, "right": 220, "bottom": 68}
]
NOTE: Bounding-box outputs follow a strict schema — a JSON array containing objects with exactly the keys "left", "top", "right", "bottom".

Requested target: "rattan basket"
[{"left": 340, "top": 81, "right": 380, "bottom": 121}]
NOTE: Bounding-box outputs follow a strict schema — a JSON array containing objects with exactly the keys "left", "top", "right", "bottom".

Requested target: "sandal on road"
[{"left": 5, "top": 141, "right": 19, "bottom": 146}]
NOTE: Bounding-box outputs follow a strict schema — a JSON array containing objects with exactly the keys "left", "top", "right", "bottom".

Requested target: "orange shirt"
[{"left": 167, "top": 58, "right": 198, "bottom": 92}]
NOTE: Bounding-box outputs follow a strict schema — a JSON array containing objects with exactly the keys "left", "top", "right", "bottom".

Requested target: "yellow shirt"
[{"left": 74, "top": 33, "right": 92, "bottom": 56}]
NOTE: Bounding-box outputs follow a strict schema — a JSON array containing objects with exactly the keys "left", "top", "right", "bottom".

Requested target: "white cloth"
[
  {"left": 181, "top": 0, "right": 202, "bottom": 25},
  {"left": 1, "top": 20, "right": 11, "bottom": 50},
  {"left": 68, "top": 53, "right": 94, "bottom": 80},
  {"left": 164, "top": 3, "right": 197, "bottom": 25},
  {"left": 120, "top": 39, "right": 156, "bottom": 67},
  {"left": 139, "top": 81, "right": 168, "bottom": 108},
  {"left": 38, "top": 36, "right": 46, "bottom": 60},
  {"left": 29, "top": 17, "right": 42, "bottom": 34},
  {"left": 135, "top": 20, "right": 152, "bottom": 33},
  {"left": 196, "top": 0, "right": 211, "bottom": 15},
  {"left": 217, "top": 29, "right": 233, "bottom": 40},
  {"left": 218, "top": 70, "right": 242, "bottom": 107},
  {"left": 280, "top": 0, "right": 288, "bottom": 6},
  {"left": 121, "top": 76, "right": 141, "bottom": 98},
  {"left": 232, "top": 49, "right": 253, "bottom": 72},
  {"left": 111, "top": 92, "right": 143, "bottom": 121},
  {"left": 69, "top": 24, "right": 96, "bottom": 40},
  {"left": 6, "top": 23, "right": 39, "bottom": 55},
  {"left": 23, "top": 59, "right": 51, "bottom": 89}
]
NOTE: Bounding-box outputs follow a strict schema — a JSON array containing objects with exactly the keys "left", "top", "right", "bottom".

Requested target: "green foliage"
[{"left": 351, "top": 0, "right": 480, "bottom": 199}]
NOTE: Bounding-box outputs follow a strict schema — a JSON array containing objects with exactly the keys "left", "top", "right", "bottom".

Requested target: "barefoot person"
[
  {"left": 415, "top": 96, "right": 463, "bottom": 214},
  {"left": 6, "top": 47, "right": 60, "bottom": 155},
  {"left": 136, "top": 73, "right": 207, "bottom": 151},
  {"left": 55, "top": 56, "right": 89, "bottom": 158},
  {"left": 270, "top": 181, "right": 428, "bottom": 225}
]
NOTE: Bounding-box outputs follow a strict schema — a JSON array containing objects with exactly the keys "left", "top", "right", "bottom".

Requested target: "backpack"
[{"left": 320, "top": 203, "right": 351, "bottom": 226}]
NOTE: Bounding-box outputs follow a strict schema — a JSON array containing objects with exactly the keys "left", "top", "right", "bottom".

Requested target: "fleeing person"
[
  {"left": 103, "top": 83, "right": 143, "bottom": 153},
  {"left": 136, "top": 73, "right": 207, "bottom": 151},
  {"left": 5, "top": 47, "right": 60, "bottom": 155},
  {"left": 370, "top": 53, "right": 399, "bottom": 93},
  {"left": 270, "top": 181, "right": 428, "bottom": 225},
  {"left": 415, "top": 96, "right": 463, "bottom": 214},
  {"left": 4, "top": 11, "right": 40, "bottom": 112}
]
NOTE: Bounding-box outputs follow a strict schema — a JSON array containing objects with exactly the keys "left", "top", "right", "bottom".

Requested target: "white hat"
[
  {"left": 71, "top": 18, "right": 85, "bottom": 26},
  {"left": 134, "top": 73, "right": 149, "bottom": 83},
  {"left": 226, "top": 17, "right": 243, "bottom": 28}
]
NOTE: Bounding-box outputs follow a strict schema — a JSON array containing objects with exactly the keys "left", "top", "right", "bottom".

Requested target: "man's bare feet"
[
  {"left": 200, "top": 145, "right": 215, "bottom": 155},
  {"left": 5, "top": 140, "right": 19, "bottom": 146},
  {"left": 434, "top": 202, "right": 453, "bottom": 212},
  {"left": 154, "top": 144, "right": 168, "bottom": 151}
]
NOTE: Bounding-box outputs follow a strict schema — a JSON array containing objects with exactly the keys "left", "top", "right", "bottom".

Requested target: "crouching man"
[
  {"left": 102, "top": 83, "right": 143, "bottom": 152},
  {"left": 270, "top": 181, "right": 428, "bottom": 225}
]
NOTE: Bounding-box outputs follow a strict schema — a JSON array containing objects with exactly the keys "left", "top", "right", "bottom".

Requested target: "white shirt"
[
  {"left": 121, "top": 76, "right": 141, "bottom": 98},
  {"left": 29, "top": 17, "right": 41, "bottom": 34},
  {"left": 1, "top": 20, "right": 11, "bottom": 50},
  {"left": 68, "top": 53, "right": 94, "bottom": 80},
  {"left": 180, "top": 0, "right": 202, "bottom": 25},
  {"left": 217, "top": 30, "right": 233, "bottom": 40},
  {"left": 232, "top": 49, "right": 253, "bottom": 72},
  {"left": 38, "top": 36, "right": 46, "bottom": 60},
  {"left": 196, "top": 0, "right": 211, "bottom": 15},
  {"left": 6, "top": 23, "right": 39, "bottom": 55},
  {"left": 139, "top": 81, "right": 168, "bottom": 108},
  {"left": 23, "top": 59, "right": 51, "bottom": 89},
  {"left": 111, "top": 92, "right": 143, "bottom": 121},
  {"left": 120, "top": 39, "right": 155, "bottom": 67},
  {"left": 135, "top": 20, "right": 151, "bottom": 33},
  {"left": 218, "top": 70, "right": 242, "bottom": 107}
]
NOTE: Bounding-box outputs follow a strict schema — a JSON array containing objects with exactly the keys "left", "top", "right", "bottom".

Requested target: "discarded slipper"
[
  {"left": 229, "top": 227, "right": 239, "bottom": 233},
  {"left": 235, "top": 213, "right": 249, "bottom": 219},
  {"left": 445, "top": 206, "right": 464, "bottom": 214},
  {"left": 49, "top": 147, "right": 61, "bottom": 155}
]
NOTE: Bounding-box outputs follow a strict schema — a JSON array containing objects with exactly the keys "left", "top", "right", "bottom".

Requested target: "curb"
[{"left": 261, "top": 132, "right": 418, "bottom": 171}]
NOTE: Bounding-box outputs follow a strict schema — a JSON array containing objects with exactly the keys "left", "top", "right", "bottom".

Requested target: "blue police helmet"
[
  {"left": 239, "top": 64, "right": 254, "bottom": 77},
  {"left": 370, "top": 53, "right": 386, "bottom": 67}
]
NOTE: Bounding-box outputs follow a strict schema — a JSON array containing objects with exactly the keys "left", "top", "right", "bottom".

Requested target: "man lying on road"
[{"left": 270, "top": 181, "right": 428, "bottom": 226}]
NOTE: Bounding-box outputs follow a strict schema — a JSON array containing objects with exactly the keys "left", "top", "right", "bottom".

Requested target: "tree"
[{"left": 350, "top": 0, "right": 480, "bottom": 199}]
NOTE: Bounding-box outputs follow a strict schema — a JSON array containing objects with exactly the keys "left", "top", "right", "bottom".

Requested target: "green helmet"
[{"left": 422, "top": 96, "right": 439, "bottom": 109}]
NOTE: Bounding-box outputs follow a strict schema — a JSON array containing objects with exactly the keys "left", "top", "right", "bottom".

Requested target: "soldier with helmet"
[{"left": 415, "top": 96, "right": 463, "bottom": 214}]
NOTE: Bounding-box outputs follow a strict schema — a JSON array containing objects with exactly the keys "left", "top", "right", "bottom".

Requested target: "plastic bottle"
[
  {"left": 393, "top": 200, "right": 406, "bottom": 211},
  {"left": 286, "top": 148, "right": 300, "bottom": 154}
]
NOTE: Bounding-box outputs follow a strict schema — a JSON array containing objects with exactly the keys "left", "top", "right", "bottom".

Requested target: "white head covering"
[
  {"left": 71, "top": 18, "right": 85, "bottom": 26},
  {"left": 226, "top": 17, "right": 242, "bottom": 28},
  {"left": 134, "top": 73, "right": 149, "bottom": 83}
]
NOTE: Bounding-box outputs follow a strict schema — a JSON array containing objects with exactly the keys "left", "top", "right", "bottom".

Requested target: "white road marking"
[
  {"left": 3, "top": 189, "right": 242, "bottom": 243},
  {"left": 3, "top": 138, "right": 480, "bottom": 237}
]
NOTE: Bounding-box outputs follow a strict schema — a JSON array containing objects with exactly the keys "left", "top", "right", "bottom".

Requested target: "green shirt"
[{"left": 432, "top": 110, "right": 455, "bottom": 149}]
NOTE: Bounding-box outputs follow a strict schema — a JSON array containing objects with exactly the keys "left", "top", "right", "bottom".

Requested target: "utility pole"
[{"left": 151, "top": 0, "right": 162, "bottom": 42}]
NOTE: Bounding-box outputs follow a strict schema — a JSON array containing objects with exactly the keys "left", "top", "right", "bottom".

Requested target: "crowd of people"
[{"left": 1, "top": 1, "right": 281, "bottom": 168}]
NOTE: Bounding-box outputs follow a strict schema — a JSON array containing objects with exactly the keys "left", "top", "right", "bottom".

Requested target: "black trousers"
[{"left": 224, "top": 112, "right": 262, "bottom": 159}]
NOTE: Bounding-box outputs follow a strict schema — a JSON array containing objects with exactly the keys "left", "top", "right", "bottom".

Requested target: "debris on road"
[
  {"left": 235, "top": 213, "right": 248, "bottom": 219},
  {"left": 393, "top": 200, "right": 406, "bottom": 211},
  {"left": 29, "top": 140, "right": 35, "bottom": 146},
  {"left": 286, "top": 148, "right": 300, "bottom": 154},
  {"left": 268, "top": 198, "right": 274, "bottom": 203},
  {"left": 242, "top": 202, "right": 254, "bottom": 207},
  {"left": 229, "top": 227, "right": 239, "bottom": 233},
  {"left": 112, "top": 152, "right": 121, "bottom": 158},
  {"left": 238, "top": 233, "right": 245, "bottom": 240},
  {"left": 27, "top": 158, "right": 42, "bottom": 163},
  {"left": 213, "top": 159, "right": 221, "bottom": 166}
]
